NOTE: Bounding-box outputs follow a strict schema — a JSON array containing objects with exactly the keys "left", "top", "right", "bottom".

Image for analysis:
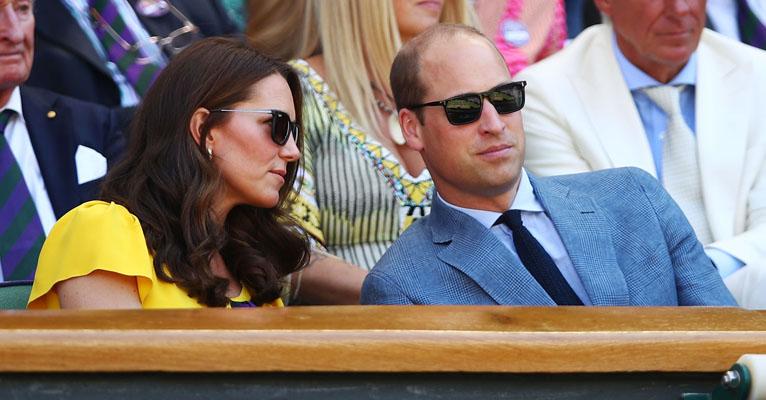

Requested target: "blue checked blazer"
[{"left": 361, "top": 167, "right": 737, "bottom": 306}]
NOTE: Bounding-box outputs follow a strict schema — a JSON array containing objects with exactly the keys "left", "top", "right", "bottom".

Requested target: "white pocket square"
[{"left": 75, "top": 145, "right": 107, "bottom": 184}]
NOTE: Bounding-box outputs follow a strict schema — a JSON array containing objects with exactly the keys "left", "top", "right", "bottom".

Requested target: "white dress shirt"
[{"left": 439, "top": 169, "right": 592, "bottom": 304}]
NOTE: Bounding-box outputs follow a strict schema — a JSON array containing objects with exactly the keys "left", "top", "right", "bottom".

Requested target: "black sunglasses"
[
  {"left": 211, "top": 109, "right": 299, "bottom": 146},
  {"left": 406, "top": 81, "right": 527, "bottom": 125}
]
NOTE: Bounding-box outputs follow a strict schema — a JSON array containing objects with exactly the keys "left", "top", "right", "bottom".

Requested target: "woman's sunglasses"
[
  {"left": 406, "top": 81, "right": 527, "bottom": 125},
  {"left": 211, "top": 109, "right": 299, "bottom": 146}
]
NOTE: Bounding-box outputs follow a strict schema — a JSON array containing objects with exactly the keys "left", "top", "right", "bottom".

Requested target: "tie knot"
[
  {"left": 642, "top": 85, "right": 684, "bottom": 117},
  {"left": 494, "top": 209, "right": 523, "bottom": 229},
  {"left": 0, "top": 109, "right": 17, "bottom": 136}
]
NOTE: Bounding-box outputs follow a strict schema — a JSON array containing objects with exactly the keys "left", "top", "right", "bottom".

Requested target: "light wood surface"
[{"left": 1, "top": 306, "right": 764, "bottom": 373}]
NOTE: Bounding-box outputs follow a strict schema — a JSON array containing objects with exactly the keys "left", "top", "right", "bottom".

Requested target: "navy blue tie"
[{"left": 495, "top": 210, "right": 583, "bottom": 305}]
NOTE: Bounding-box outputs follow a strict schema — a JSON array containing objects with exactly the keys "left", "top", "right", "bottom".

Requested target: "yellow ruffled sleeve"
[{"left": 27, "top": 201, "right": 155, "bottom": 309}]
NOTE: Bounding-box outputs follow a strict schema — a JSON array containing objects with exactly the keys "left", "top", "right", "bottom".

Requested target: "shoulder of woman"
[
  {"left": 48, "top": 200, "right": 143, "bottom": 241},
  {"left": 54, "top": 200, "right": 143, "bottom": 236}
]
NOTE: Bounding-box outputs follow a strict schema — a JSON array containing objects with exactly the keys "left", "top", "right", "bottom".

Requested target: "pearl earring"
[{"left": 207, "top": 147, "right": 213, "bottom": 159}]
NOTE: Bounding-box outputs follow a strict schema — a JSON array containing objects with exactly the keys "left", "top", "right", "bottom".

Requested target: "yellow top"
[{"left": 28, "top": 201, "right": 283, "bottom": 309}]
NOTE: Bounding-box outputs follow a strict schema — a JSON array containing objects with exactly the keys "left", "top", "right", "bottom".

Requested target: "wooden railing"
[{"left": 1, "top": 306, "right": 764, "bottom": 373}]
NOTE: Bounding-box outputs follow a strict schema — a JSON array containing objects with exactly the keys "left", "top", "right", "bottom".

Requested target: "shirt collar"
[
  {"left": 438, "top": 168, "right": 544, "bottom": 229},
  {"left": 611, "top": 33, "right": 697, "bottom": 90},
  {"left": 2, "top": 87, "right": 25, "bottom": 124},
  {"left": 65, "top": 0, "right": 90, "bottom": 14}
]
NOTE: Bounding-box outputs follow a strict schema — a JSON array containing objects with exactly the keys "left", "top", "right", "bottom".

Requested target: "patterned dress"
[{"left": 288, "top": 59, "right": 433, "bottom": 270}]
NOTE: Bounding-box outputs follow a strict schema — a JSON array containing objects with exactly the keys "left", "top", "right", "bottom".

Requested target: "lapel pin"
[
  {"left": 47, "top": 110, "right": 56, "bottom": 119},
  {"left": 501, "top": 20, "right": 530, "bottom": 47},
  {"left": 135, "top": 0, "right": 170, "bottom": 17}
]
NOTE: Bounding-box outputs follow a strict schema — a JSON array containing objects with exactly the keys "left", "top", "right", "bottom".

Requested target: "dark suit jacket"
[
  {"left": 28, "top": 0, "right": 238, "bottom": 107},
  {"left": 361, "top": 168, "right": 737, "bottom": 306},
  {"left": 20, "top": 86, "right": 126, "bottom": 218}
]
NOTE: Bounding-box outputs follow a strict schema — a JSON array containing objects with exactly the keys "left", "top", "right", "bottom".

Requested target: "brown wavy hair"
[{"left": 101, "top": 37, "right": 309, "bottom": 307}]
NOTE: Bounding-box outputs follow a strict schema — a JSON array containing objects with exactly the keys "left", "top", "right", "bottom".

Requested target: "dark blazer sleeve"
[{"left": 627, "top": 168, "right": 737, "bottom": 306}]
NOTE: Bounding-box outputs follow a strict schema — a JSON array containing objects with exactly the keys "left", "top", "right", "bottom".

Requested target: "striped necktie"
[
  {"left": 0, "top": 110, "right": 45, "bottom": 281},
  {"left": 89, "top": 0, "right": 162, "bottom": 96},
  {"left": 737, "top": 0, "right": 766, "bottom": 49},
  {"left": 642, "top": 85, "right": 713, "bottom": 245}
]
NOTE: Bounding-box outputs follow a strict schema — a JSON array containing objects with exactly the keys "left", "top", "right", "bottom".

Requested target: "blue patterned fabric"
[
  {"left": 361, "top": 168, "right": 737, "bottom": 306},
  {"left": 494, "top": 210, "right": 583, "bottom": 305}
]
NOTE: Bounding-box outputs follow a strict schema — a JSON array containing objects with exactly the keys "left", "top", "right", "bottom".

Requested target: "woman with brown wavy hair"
[{"left": 28, "top": 37, "right": 309, "bottom": 308}]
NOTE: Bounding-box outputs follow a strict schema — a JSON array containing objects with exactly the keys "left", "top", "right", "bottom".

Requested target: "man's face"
[
  {"left": 0, "top": 0, "right": 34, "bottom": 92},
  {"left": 403, "top": 35, "right": 524, "bottom": 210},
  {"left": 597, "top": 0, "right": 705, "bottom": 82}
]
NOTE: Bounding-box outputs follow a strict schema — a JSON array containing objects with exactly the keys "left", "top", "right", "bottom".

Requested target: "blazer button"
[{"left": 47, "top": 111, "right": 56, "bottom": 119}]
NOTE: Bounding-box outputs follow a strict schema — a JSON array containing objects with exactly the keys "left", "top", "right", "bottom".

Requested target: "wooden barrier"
[{"left": 1, "top": 306, "right": 764, "bottom": 399}]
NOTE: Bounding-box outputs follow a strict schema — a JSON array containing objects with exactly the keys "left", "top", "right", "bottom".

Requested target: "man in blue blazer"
[
  {"left": 360, "top": 24, "right": 736, "bottom": 306},
  {"left": 0, "top": 1, "right": 125, "bottom": 281}
]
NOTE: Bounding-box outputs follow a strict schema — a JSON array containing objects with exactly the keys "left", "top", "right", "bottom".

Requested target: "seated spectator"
[
  {"left": 27, "top": 0, "right": 237, "bottom": 108},
  {"left": 474, "top": 0, "right": 567, "bottom": 75},
  {"left": 0, "top": 0, "right": 125, "bottom": 282},
  {"left": 515, "top": 0, "right": 766, "bottom": 300},
  {"left": 360, "top": 24, "right": 736, "bottom": 306},
  {"left": 28, "top": 38, "right": 309, "bottom": 308},
  {"left": 273, "top": 0, "right": 476, "bottom": 305}
]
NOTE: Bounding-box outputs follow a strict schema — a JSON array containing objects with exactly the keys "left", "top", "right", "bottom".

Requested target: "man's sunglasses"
[
  {"left": 211, "top": 109, "right": 299, "bottom": 146},
  {"left": 406, "top": 81, "right": 527, "bottom": 125}
]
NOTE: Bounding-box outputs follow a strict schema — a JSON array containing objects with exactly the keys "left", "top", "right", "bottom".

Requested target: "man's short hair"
[{"left": 390, "top": 23, "right": 500, "bottom": 123}]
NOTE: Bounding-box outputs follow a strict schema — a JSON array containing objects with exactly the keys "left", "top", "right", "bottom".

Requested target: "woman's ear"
[
  {"left": 189, "top": 108, "right": 212, "bottom": 147},
  {"left": 399, "top": 108, "right": 424, "bottom": 151}
]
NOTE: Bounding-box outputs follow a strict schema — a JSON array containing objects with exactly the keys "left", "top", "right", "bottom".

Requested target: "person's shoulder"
[
  {"left": 21, "top": 85, "right": 113, "bottom": 115},
  {"left": 56, "top": 201, "right": 142, "bottom": 235},
  {"left": 537, "top": 167, "right": 658, "bottom": 194},
  {"left": 288, "top": 58, "right": 310, "bottom": 73},
  {"left": 701, "top": 28, "right": 766, "bottom": 59},
  {"left": 374, "top": 216, "right": 434, "bottom": 269},
  {"left": 395, "top": 215, "right": 434, "bottom": 245},
  {"left": 288, "top": 58, "right": 325, "bottom": 96},
  {"left": 288, "top": 59, "right": 316, "bottom": 81}
]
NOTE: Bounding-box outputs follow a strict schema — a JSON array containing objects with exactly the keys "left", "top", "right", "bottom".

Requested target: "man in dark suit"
[
  {"left": 0, "top": 0, "right": 125, "bottom": 281},
  {"left": 27, "top": 0, "right": 237, "bottom": 107},
  {"left": 360, "top": 24, "right": 735, "bottom": 306}
]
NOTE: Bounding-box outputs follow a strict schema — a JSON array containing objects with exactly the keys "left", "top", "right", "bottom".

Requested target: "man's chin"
[{"left": 0, "top": 71, "right": 30, "bottom": 90}]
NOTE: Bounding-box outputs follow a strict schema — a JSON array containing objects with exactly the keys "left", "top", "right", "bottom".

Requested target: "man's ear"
[
  {"left": 189, "top": 107, "right": 212, "bottom": 148},
  {"left": 592, "top": 0, "right": 611, "bottom": 16},
  {"left": 399, "top": 108, "right": 424, "bottom": 151}
]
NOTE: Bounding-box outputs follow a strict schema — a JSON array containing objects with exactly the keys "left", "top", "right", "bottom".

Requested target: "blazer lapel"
[
  {"left": 695, "top": 32, "right": 748, "bottom": 240},
  {"left": 34, "top": 0, "right": 113, "bottom": 79},
  {"left": 569, "top": 26, "right": 658, "bottom": 176},
  {"left": 21, "top": 88, "right": 80, "bottom": 218},
  {"left": 529, "top": 175, "right": 630, "bottom": 306},
  {"left": 428, "top": 196, "right": 555, "bottom": 305}
]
